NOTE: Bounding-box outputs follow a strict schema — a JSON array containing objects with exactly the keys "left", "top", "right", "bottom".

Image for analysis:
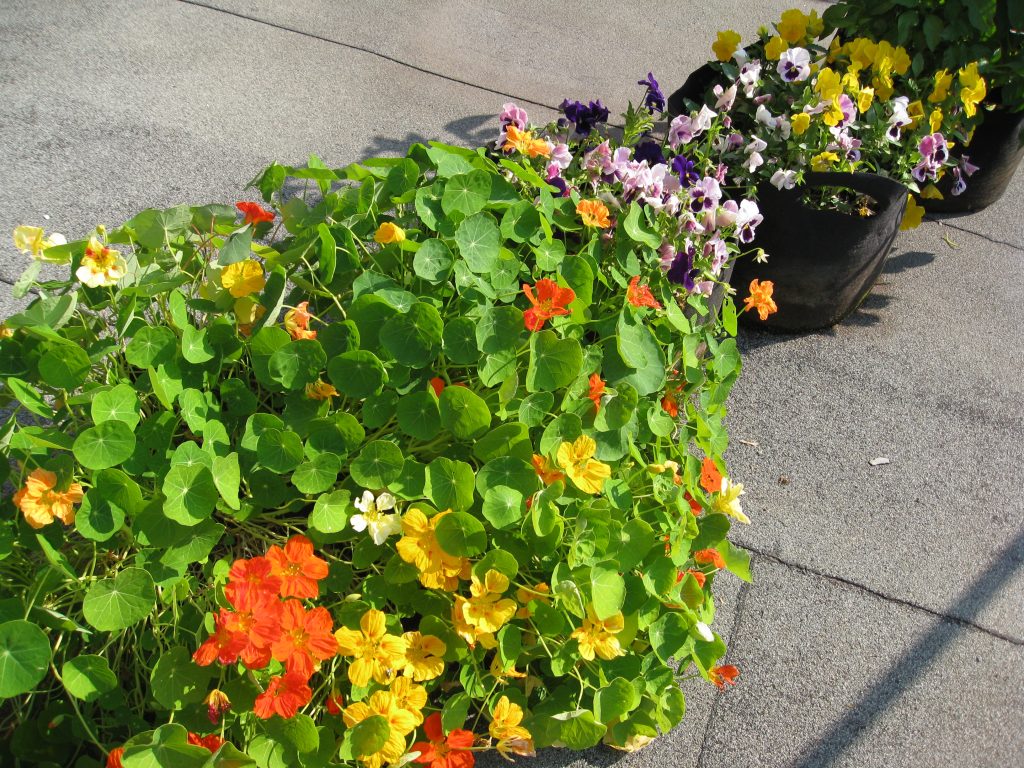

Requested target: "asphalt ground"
[{"left": 1, "top": 2, "right": 1021, "bottom": 766}]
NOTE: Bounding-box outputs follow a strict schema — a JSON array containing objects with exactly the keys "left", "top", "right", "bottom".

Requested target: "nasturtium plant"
[{"left": 0, "top": 73, "right": 767, "bottom": 767}]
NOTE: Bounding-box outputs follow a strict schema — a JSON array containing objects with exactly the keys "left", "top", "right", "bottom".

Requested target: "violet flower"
[
  {"left": 560, "top": 99, "right": 610, "bottom": 135},
  {"left": 638, "top": 72, "right": 666, "bottom": 113},
  {"left": 499, "top": 102, "right": 528, "bottom": 130},
  {"left": 671, "top": 155, "right": 699, "bottom": 187},
  {"left": 634, "top": 140, "right": 666, "bottom": 166}
]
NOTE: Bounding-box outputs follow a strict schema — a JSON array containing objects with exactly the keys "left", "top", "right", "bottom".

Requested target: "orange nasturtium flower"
[
  {"left": 489, "top": 696, "right": 535, "bottom": 758},
  {"left": 326, "top": 689, "right": 345, "bottom": 715},
  {"left": 700, "top": 457, "right": 723, "bottom": 494},
  {"left": 694, "top": 548, "right": 726, "bottom": 570},
  {"left": 220, "top": 258, "right": 266, "bottom": 298},
  {"left": 576, "top": 198, "right": 611, "bottom": 228},
  {"left": 106, "top": 747, "right": 125, "bottom": 768},
  {"left": 270, "top": 600, "right": 339, "bottom": 678},
  {"left": 502, "top": 125, "right": 552, "bottom": 158},
  {"left": 374, "top": 222, "right": 406, "bottom": 244},
  {"left": 306, "top": 379, "right": 338, "bottom": 401},
  {"left": 343, "top": 691, "right": 416, "bottom": 768},
  {"left": 284, "top": 300, "right": 317, "bottom": 340},
  {"left": 412, "top": 712, "right": 476, "bottom": 768},
  {"left": 588, "top": 373, "right": 606, "bottom": 412},
  {"left": 570, "top": 605, "right": 625, "bottom": 661},
  {"left": 13, "top": 469, "right": 83, "bottom": 529},
  {"left": 626, "top": 275, "right": 662, "bottom": 309},
  {"left": 743, "top": 279, "right": 778, "bottom": 321},
  {"left": 401, "top": 631, "right": 447, "bottom": 681},
  {"left": 334, "top": 609, "right": 408, "bottom": 687},
  {"left": 193, "top": 609, "right": 247, "bottom": 667},
  {"left": 661, "top": 386, "right": 680, "bottom": 419},
  {"left": 709, "top": 664, "right": 740, "bottom": 690},
  {"left": 222, "top": 585, "right": 283, "bottom": 670},
  {"left": 187, "top": 733, "right": 227, "bottom": 752},
  {"left": 557, "top": 435, "right": 611, "bottom": 494},
  {"left": 531, "top": 454, "right": 565, "bottom": 486},
  {"left": 522, "top": 278, "right": 575, "bottom": 331},
  {"left": 266, "top": 535, "right": 329, "bottom": 599},
  {"left": 253, "top": 670, "right": 312, "bottom": 720},
  {"left": 236, "top": 201, "right": 275, "bottom": 226},
  {"left": 224, "top": 555, "right": 281, "bottom": 609}
]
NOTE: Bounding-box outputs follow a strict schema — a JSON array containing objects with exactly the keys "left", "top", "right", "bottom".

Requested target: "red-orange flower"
[
  {"left": 626, "top": 276, "right": 662, "bottom": 309},
  {"left": 522, "top": 279, "right": 575, "bottom": 332},
  {"left": 694, "top": 548, "right": 726, "bottom": 570},
  {"left": 223, "top": 596, "right": 282, "bottom": 670},
  {"left": 193, "top": 609, "right": 246, "bottom": 667},
  {"left": 225, "top": 556, "right": 281, "bottom": 610},
  {"left": 205, "top": 689, "right": 231, "bottom": 724},
  {"left": 266, "top": 535, "right": 329, "bottom": 599},
  {"left": 709, "top": 664, "right": 740, "bottom": 690},
  {"left": 531, "top": 454, "right": 564, "bottom": 486},
  {"left": 684, "top": 491, "right": 703, "bottom": 515},
  {"left": 743, "top": 279, "right": 777, "bottom": 321},
  {"left": 412, "top": 712, "right": 476, "bottom": 768},
  {"left": 284, "top": 301, "right": 317, "bottom": 341},
  {"left": 700, "top": 458, "right": 723, "bottom": 494},
  {"left": 187, "top": 732, "right": 227, "bottom": 752},
  {"left": 253, "top": 671, "right": 313, "bottom": 720},
  {"left": 661, "top": 389, "right": 679, "bottom": 419},
  {"left": 685, "top": 568, "right": 707, "bottom": 588},
  {"left": 271, "top": 600, "right": 339, "bottom": 678},
  {"left": 106, "top": 747, "right": 125, "bottom": 768},
  {"left": 237, "top": 201, "right": 275, "bottom": 226},
  {"left": 326, "top": 689, "right": 345, "bottom": 715},
  {"left": 588, "top": 373, "right": 606, "bottom": 412},
  {"left": 429, "top": 377, "right": 446, "bottom": 397}
]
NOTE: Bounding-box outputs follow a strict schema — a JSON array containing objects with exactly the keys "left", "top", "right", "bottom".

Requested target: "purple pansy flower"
[
  {"left": 634, "top": 140, "right": 666, "bottom": 166},
  {"left": 638, "top": 72, "right": 666, "bottom": 113},
  {"left": 560, "top": 99, "right": 610, "bottom": 135},
  {"left": 671, "top": 155, "right": 699, "bottom": 187},
  {"left": 666, "top": 240, "right": 698, "bottom": 291}
]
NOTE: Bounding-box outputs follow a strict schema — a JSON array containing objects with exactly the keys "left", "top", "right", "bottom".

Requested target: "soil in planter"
[{"left": 800, "top": 186, "right": 878, "bottom": 217}]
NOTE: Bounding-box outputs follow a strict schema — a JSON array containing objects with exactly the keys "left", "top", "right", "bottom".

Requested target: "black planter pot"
[
  {"left": 733, "top": 172, "right": 907, "bottom": 333},
  {"left": 666, "top": 64, "right": 719, "bottom": 119},
  {"left": 921, "top": 104, "right": 1024, "bottom": 213}
]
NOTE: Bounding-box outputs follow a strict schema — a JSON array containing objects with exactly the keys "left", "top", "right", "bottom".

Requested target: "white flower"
[
  {"left": 695, "top": 622, "right": 715, "bottom": 642},
  {"left": 770, "top": 169, "right": 797, "bottom": 190},
  {"left": 350, "top": 490, "right": 401, "bottom": 545},
  {"left": 777, "top": 47, "right": 811, "bottom": 82},
  {"left": 755, "top": 104, "right": 777, "bottom": 129},
  {"left": 714, "top": 83, "right": 737, "bottom": 111},
  {"left": 738, "top": 62, "right": 761, "bottom": 97}
]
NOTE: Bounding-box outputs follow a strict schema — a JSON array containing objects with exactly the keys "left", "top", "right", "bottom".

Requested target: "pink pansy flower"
[{"left": 714, "top": 83, "right": 737, "bottom": 110}]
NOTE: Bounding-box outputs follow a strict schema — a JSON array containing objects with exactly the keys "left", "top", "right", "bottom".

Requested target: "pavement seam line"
[
  {"left": 925, "top": 216, "right": 1024, "bottom": 252},
  {"left": 695, "top": 561, "right": 755, "bottom": 768},
  {"left": 743, "top": 544, "right": 1024, "bottom": 647},
  {"left": 174, "top": 0, "right": 564, "bottom": 114}
]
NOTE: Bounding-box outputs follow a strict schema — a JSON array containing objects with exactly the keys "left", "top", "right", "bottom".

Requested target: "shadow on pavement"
[
  {"left": 791, "top": 528, "right": 1024, "bottom": 768},
  {"left": 882, "top": 250, "right": 935, "bottom": 274},
  {"left": 362, "top": 114, "right": 497, "bottom": 158}
]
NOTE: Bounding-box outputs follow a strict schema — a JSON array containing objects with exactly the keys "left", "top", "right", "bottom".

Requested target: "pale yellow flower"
[
  {"left": 13, "top": 226, "right": 67, "bottom": 262},
  {"left": 76, "top": 237, "right": 126, "bottom": 288}
]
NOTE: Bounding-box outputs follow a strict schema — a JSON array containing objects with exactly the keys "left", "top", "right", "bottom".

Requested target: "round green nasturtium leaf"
[
  {"left": 560, "top": 711, "right": 608, "bottom": 750},
  {"left": 362, "top": 390, "right": 399, "bottom": 430},
  {"left": 62, "top": 654, "right": 118, "bottom": 702},
  {"left": 594, "top": 677, "right": 641, "bottom": 725},
  {"left": 519, "top": 391, "right": 555, "bottom": 427},
  {"left": 0, "top": 620, "right": 51, "bottom": 698},
  {"left": 481, "top": 486, "right": 525, "bottom": 530},
  {"left": 150, "top": 646, "right": 213, "bottom": 710},
  {"left": 75, "top": 491, "right": 126, "bottom": 542},
  {"left": 265, "top": 712, "right": 320, "bottom": 754},
  {"left": 648, "top": 612, "right": 691, "bottom": 664},
  {"left": 257, "top": 428, "right": 304, "bottom": 474},
  {"left": 73, "top": 421, "right": 137, "bottom": 470},
  {"left": 472, "top": 422, "right": 533, "bottom": 463},
  {"left": 82, "top": 567, "right": 157, "bottom": 632},
  {"left": 590, "top": 564, "right": 626, "bottom": 620},
  {"left": 380, "top": 302, "right": 444, "bottom": 369},
  {"left": 125, "top": 326, "right": 176, "bottom": 368},
  {"left": 349, "top": 440, "right": 404, "bottom": 489},
  {"left": 526, "top": 330, "right": 583, "bottom": 393},
  {"left": 348, "top": 294, "right": 398, "bottom": 351},
  {"left": 269, "top": 339, "right": 327, "bottom": 390},
  {"left": 91, "top": 383, "right": 141, "bottom": 428},
  {"left": 161, "top": 463, "right": 218, "bottom": 526},
  {"left": 309, "top": 489, "right": 352, "bottom": 534},
  {"left": 441, "top": 692, "right": 472, "bottom": 734},
  {"left": 38, "top": 343, "right": 92, "bottom": 390},
  {"left": 476, "top": 456, "right": 538, "bottom": 498},
  {"left": 413, "top": 238, "right": 454, "bottom": 283},
  {"left": 424, "top": 457, "right": 475, "bottom": 512},
  {"left": 442, "top": 317, "right": 479, "bottom": 364},
  {"left": 181, "top": 324, "right": 215, "bottom": 364},
  {"left": 441, "top": 170, "right": 492, "bottom": 217},
  {"left": 500, "top": 198, "right": 542, "bottom": 243},
  {"left": 438, "top": 386, "right": 490, "bottom": 440},
  {"left": 212, "top": 453, "right": 241, "bottom": 510},
  {"left": 473, "top": 549, "right": 519, "bottom": 581},
  {"left": 453, "top": 211, "right": 500, "bottom": 273},
  {"left": 348, "top": 714, "right": 390, "bottom": 757},
  {"left": 292, "top": 453, "right": 342, "bottom": 495},
  {"left": 327, "top": 350, "right": 387, "bottom": 399},
  {"left": 250, "top": 326, "right": 291, "bottom": 391},
  {"left": 396, "top": 391, "right": 441, "bottom": 441},
  {"left": 435, "top": 511, "right": 487, "bottom": 557}
]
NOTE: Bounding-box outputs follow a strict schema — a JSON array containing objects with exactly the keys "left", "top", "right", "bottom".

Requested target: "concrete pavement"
[{"left": 1, "top": 2, "right": 1021, "bottom": 766}]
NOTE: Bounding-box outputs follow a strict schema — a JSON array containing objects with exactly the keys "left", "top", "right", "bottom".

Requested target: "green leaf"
[
  {"left": 396, "top": 391, "right": 442, "bottom": 441},
  {"left": 476, "top": 456, "right": 537, "bottom": 497},
  {"left": 73, "top": 421, "right": 137, "bottom": 470},
  {"left": 76, "top": 491, "right": 126, "bottom": 542},
  {"left": 649, "top": 612, "right": 691, "bottom": 664},
  {"left": 519, "top": 391, "right": 554, "bottom": 427},
  {"left": 413, "top": 238, "right": 455, "bottom": 283},
  {"left": 269, "top": 339, "right": 327, "bottom": 390},
  {"left": 92, "top": 383, "right": 141, "bottom": 428},
  {"left": 181, "top": 325, "right": 215, "bottom": 364},
  {"left": 500, "top": 199, "right": 541, "bottom": 243},
  {"left": 5, "top": 377, "right": 53, "bottom": 418},
  {"left": 160, "top": 519, "right": 224, "bottom": 572},
  {"left": 453, "top": 212, "right": 500, "bottom": 273},
  {"left": 122, "top": 723, "right": 210, "bottom": 768},
  {"left": 327, "top": 351, "right": 387, "bottom": 399},
  {"left": 257, "top": 429, "right": 305, "bottom": 474},
  {"left": 82, "top": 567, "right": 157, "bottom": 632},
  {"left": 435, "top": 511, "right": 487, "bottom": 556},
  {"left": 217, "top": 227, "right": 253, "bottom": 266},
  {"left": 441, "top": 692, "right": 472, "bottom": 732},
  {"left": 425, "top": 457, "right": 476, "bottom": 512},
  {"left": 442, "top": 318, "right": 479, "bottom": 363},
  {"left": 350, "top": 440, "right": 405, "bottom": 489},
  {"left": 265, "top": 713, "right": 320, "bottom": 754},
  {"left": 526, "top": 330, "right": 583, "bottom": 392},
  {"left": 150, "top": 646, "right": 213, "bottom": 710},
  {"left": 348, "top": 715, "right": 390, "bottom": 757},
  {"left": 309, "top": 489, "right": 352, "bottom": 534},
  {"left": 481, "top": 486, "right": 525, "bottom": 529},
  {"left": 292, "top": 453, "right": 342, "bottom": 495},
  {"left": 162, "top": 464, "right": 219, "bottom": 525},
  {"left": 212, "top": 453, "right": 241, "bottom": 510},
  {"left": 442, "top": 170, "right": 492, "bottom": 217},
  {"left": 0, "top": 620, "right": 51, "bottom": 698},
  {"left": 62, "top": 654, "right": 118, "bottom": 702},
  {"left": 559, "top": 710, "right": 607, "bottom": 749},
  {"left": 622, "top": 202, "right": 661, "bottom": 249},
  {"left": 380, "top": 302, "right": 444, "bottom": 368},
  {"left": 38, "top": 343, "right": 91, "bottom": 390},
  {"left": 594, "top": 678, "right": 640, "bottom": 724},
  {"left": 438, "top": 386, "right": 491, "bottom": 440},
  {"left": 125, "top": 326, "right": 177, "bottom": 368},
  {"left": 716, "top": 540, "right": 753, "bottom": 583},
  {"left": 498, "top": 624, "right": 522, "bottom": 667},
  {"left": 590, "top": 564, "right": 625, "bottom": 620}
]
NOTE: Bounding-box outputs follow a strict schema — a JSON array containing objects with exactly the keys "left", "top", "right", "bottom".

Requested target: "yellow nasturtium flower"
[
  {"left": 334, "top": 609, "right": 408, "bottom": 687},
  {"left": 76, "top": 237, "right": 127, "bottom": 288},
  {"left": 374, "top": 221, "right": 405, "bottom": 244},
  {"left": 900, "top": 194, "right": 925, "bottom": 230},
  {"left": 815, "top": 67, "right": 843, "bottom": 102},
  {"left": 388, "top": 677, "right": 427, "bottom": 726},
  {"left": 401, "top": 631, "right": 446, "bottom": 681},
  {"left": 556, "top": 435, "right": 611, "bottom": 494},
  {"left": 764, "top": 35, "right": 788, "bottom": 60},
  {"left": 929, "top": 69, "right": 953, "bottom": 103},
  {"left": 489, "top": 696, "right": 532, "bottom": 744},
  {"left": 712, "top": 30, "right": 742, "bottom": 62},
  {"left": 958, "top": 62, "right": 987, "bottom": 118},
  {"left": 790, "top": 112, "right": 811, "bottom": 136},
  {"left": 343, "top": 692, "right": 414, "bottom": 768},
  {"left": 777, "top": 8, "right": 807, "bottom": 44},
  {"left": 13, "top": 225, "right": 67, "bottom": 262},
  {"left": 220, "top": 258, "right": 265, "bottom": 298},
  {"left": 570, "top": 605, "right": 625, "bottom": 661}
]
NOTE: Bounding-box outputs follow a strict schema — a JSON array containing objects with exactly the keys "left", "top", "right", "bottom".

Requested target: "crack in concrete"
[
  {"left": 925, "top": 216, "right": 1024, "bottom": 252},
  {"left": 741, "top": 544, "right": 1024, "bottom": 647},
  {"left": 175, "top": 0, "right": 565, "bottom": 115}
]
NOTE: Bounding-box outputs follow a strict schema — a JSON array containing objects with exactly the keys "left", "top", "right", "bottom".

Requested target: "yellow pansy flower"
[
  {"left": 872, "top": 63, "right": 894, "bottom": 101},
  {"left": 847, "top": 38, "right": 876, "bottom": 71},
  {"left": 374, "top": 222, "right": 405, "bottom": 244},
  {"left": 929, "top": 108, "right": 943, "bottom": 134},
  {"left": 556, "top": 435, "right": 611, "bottom": 494},
  {"left": 334, "top": 609, "right": 408, "bottom": 687},
  {"left": 764, "top": 35, "right": 788, "bottom": 60},
  {"left": 811, "top": 151, "right": 840, "bottom": 172},
  {"left": 13, "top": 225, "right": 67, "bottom": 262},
  {"left": 815, "top": 67, "right": 843, "bottom": 102},
  {"left": 791, "top": 112, "right": 810, "bottom": 136},
  {"left": 822, "top": 98, "right": 845, "bottom": 127},
  {"left": 906, "top": 100, "right": 925, "bottom": 129},
  {"left": 570, "top": 604, "right": 625, "bottom": 661},
  {"left": 920, "top": 184, "right": 944, "bottom": 200},
  {"left": 401, "top": 631, "right": 446, "bottom": 681},
  {"left": 900, "top": 194, "right": 925, "bottom": 230},
  {"left": 857, "top": 87, "right": 875, "bottom": 113},
  {"left": 777, "top": 8, "right": 807, "bottom": 44},
  {"left": 929, "top": 69, "right": 953, "bottom": 103},
  {"left": 958, "top": 62, "right": 987, "bottom": 118},
  {"left": 712, "top": 30, "right": 742, "bottom": 62},
  {"left": 220, "top": 258, "right": 265, "bottom": 298},
  {"left": 806, "top": 9, "right": 825, "bottom": 38}
]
